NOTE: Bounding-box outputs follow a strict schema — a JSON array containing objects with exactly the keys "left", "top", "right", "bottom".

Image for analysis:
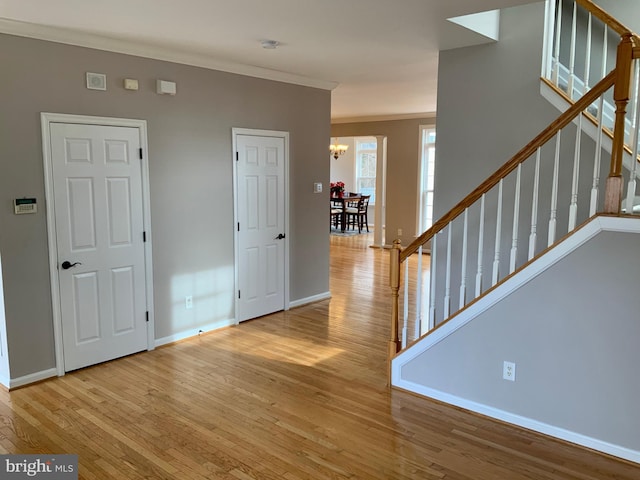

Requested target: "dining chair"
[
  {"left": 330, "top": 197, "right": 344, "bottom": 230},
  {"left": 330, "top": 205, "right": 342, "bottom": 230},
  {"left": 345, "top": 195, "right": 370, "bottom": 233}
]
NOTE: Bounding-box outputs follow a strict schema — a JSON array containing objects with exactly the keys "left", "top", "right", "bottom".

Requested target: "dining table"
[{"left": 331, "top": 194, "right": 361, "bottom": 232}]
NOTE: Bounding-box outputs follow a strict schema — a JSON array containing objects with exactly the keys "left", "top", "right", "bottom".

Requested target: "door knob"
[
  {"left": 275, "top": 233, "right": 286, "bottom": 240},
  {"left": 61, "top": 261, "right": 82, "bottom": 270}
]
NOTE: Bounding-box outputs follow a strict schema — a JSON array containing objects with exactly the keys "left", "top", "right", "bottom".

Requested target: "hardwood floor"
[{"left": 1, "top": 233, "right": 638, "bottom": 479}]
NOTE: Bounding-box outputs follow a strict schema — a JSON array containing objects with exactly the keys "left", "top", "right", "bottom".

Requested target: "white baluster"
[
  {"left": 415, "top": 245, "right": 423, "bottom": 340},
  {"left": 568, "top": 114, "right": 582, "bottom": 231},
  {"left": 625, "top": 62, "right": 640, "bottom": 214},
  {"left": 459, "top": 209, "right": 468, "bottom": 309},
  {"left": 553, "top": 0, "right": 563, "bottom": 86},
  {"left": 590, "top": 95, "right": 605, "bottom": 216},
  {"left": 510, "top": 164, "right": 522, "bottom": 274},
  {"left": 583, "top": 13, "right": 592, "bottom": 94},
  {"left": 529, "top": 148, "right": 541, "bottom": 260},
  {"left": 475, "top": 194, "right": 486, "bottom": 297},
  {"left": 492, "top": 180, "right": 503, "bottom": 286},
  {"left": 601, "top": 25, "right": 608, "bottom": 80},
  {"left": 568, "top": 1, "right": 577, "bottom": 98},
  {"left": 402, "top": 257, "right": 409, "bottom": 348},
  {"left": 428, "top": 233, "right": 437, "bottom": 330},
  {"left": 542, "top": 0, "right": 557, "bottom": 79},
  {"left": 628, "top": 61, "right": 640, "bottom": 147},
  {"left": 444, "top": 225, "right": 452, "bottom": 319},
  {"left": 549, "top": 131, "right": 561, "bottom": 247}
]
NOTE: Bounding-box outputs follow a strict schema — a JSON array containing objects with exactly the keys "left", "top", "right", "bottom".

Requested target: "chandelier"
[{"left": 329, "top": 139, "right": 348, "bottom": 159}]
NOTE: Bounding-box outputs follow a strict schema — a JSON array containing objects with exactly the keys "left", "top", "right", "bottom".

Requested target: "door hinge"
[
  {"left": 236, "top": 152, "right": 239, "bottom": 161},
  {"left": 139, "top": 148, "right": 143, "bottom": 160},
  {"left": 146, "top": 311, "right": 149, "bottom": 322},
  {"left": 237, "top": 222, "right": 240, "bottom": 232},
  {"left": 143, "top": 231, "right": 147, "bottom": 242},
  {"left": 238, "top": 290, "right": 241, "bottom": 299}
]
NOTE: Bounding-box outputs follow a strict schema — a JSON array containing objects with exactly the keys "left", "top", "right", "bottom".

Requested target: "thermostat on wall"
[{"left": 14, "top": 198, "right": 37, "bottom": 215}]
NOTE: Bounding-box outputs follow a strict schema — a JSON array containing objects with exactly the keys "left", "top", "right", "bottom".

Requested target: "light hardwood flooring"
[{"left": 1, "top": 233, "right": 638, "bottom": 479}]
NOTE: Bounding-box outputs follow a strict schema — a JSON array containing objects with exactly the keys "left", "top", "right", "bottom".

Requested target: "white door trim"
[
  {"left": 41, "top": 113, "right": 155, "bottom": 376},
  {"left": 232, "top": 128, "right": 290, "bottom": 323}
]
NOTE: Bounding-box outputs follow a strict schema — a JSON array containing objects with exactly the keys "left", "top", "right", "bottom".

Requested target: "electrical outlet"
[
  {"left": 185, "top": 295, "right": 193, "bottom": 309},
  {"left": 397, "top": 228, "right": 403, "bottom": 236},
  {"left": 503, "top": 361, "right": 516, "bottom": 381}
]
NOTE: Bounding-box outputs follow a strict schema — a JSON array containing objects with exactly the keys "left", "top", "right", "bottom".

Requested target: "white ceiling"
[{"left": 0, "top": 0, "right": 536, "bottom": 121}]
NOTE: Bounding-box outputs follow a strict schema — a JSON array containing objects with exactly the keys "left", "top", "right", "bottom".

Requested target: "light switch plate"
[{"left": 313, "top": 182, "right": 323, "bottom": 193}]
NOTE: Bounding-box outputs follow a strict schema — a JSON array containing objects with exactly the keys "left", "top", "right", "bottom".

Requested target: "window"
[
  {"left": 419, "top": 127, "right": 436, "bottom": 231},
  {"left": 355, "top": 138, "right": 377, "bottom": 204}
]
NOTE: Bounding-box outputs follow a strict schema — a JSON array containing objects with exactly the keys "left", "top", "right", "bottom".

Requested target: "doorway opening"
[{"left": 329, "top": 136, "right": 387, "bottom": 247}]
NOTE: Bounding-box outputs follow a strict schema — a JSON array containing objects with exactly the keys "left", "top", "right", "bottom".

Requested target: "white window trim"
[
  {"left": 417, "top": 125, "right": 436, "bottom": 235},
  {"left": 355, "top": 137, "right": 377, "bottom": 205}
]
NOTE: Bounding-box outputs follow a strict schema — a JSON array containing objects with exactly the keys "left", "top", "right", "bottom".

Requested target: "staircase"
[
  {"left": 388, "top": 0, "right": 640, "bottom": 464},
  {"left": 541, "top": 0, "right": 640, "bottom": 210}
]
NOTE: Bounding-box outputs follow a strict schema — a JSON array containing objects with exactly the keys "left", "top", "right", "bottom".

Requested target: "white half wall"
[{"left": 393, "top": 216, "right": 640, "bottom": 463}]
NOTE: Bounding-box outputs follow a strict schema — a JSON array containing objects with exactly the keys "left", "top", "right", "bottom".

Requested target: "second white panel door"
[{"left": 236, "top": 134, "right": 286, "bottom": 322}]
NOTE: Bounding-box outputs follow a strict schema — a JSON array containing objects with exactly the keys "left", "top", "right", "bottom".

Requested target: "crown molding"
[
  {"left": 0, "top": 18, "right": 338, "bottom": 91},
  {"left": 331, "top": 112, "right": 436, "bottom": 124}
]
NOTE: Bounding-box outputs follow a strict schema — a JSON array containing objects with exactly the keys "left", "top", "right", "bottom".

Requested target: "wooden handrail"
[
  {"left": 575, "top": 0, "right": 637, "bottom": 38},
  {"left": 400, "top": 69, "right": 617, "bottom": 262}
]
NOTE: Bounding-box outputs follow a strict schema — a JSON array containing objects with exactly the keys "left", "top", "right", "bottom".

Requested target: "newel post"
[
  {"left": 388, "top": 239, "right": 402, "bottom": 381},
  {"left": 605, "top": 33, "right": 634, "bottom": 213}
]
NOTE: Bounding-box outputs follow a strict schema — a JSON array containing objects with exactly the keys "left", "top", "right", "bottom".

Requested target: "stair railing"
[
  {"left": 389, "top": 2, "right": 640, "bottom": 367},
  {"left": 544, "top": 0, "right": 640, "bottom": 160}
]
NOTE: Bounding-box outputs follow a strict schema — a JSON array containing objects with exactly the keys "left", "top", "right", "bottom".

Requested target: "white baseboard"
[
  {"left": 289, "top": 291, "right": 331, "bottom": 308},
  {"left": 9, "top": 368, "right": 58, "bottom": 389},
  {"left": 5, "top": 321, "right": 238, "bottom": 387},
  {"left": 155, "top": 319, "right": 236, "bottom": 348},
  {"left": 393, "top": 378, "right": 640, "bottom": 465}
]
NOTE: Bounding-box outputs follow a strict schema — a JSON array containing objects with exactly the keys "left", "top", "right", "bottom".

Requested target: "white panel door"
[
  {"left": 236, "top": 134, "right": 286, "bottom": 322},
  {"left": 50, "top": 123, "right": 148, "bottom": 371}
]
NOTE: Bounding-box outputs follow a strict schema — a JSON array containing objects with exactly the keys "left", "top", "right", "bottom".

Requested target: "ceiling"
[{"left": 0, "top": 0, "right": 536, "bottom": 121}]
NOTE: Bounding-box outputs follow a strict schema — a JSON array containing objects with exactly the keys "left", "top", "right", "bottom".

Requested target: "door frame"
[
  {"left": 231, "top": 128, "right": 290, "bottom": 323},
  {"left": 41, "top": 113, "right": 155, "bottom": 376}
]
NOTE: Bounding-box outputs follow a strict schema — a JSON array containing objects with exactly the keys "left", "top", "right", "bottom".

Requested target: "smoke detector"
[{"left": 261, "top": 39, "right": 279, "bottom": 49}]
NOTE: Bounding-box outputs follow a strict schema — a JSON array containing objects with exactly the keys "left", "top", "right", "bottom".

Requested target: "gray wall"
[
  {"left": 402, "top": 229, "right": 640, "bottom": 452},
  {"left": 433, "top": 2, "right": 557, "bottom": 322},
  {"left": 332, "top": 117, "right": 436, "bottom": 245},
  {"left": 0, "top": 33, "right": 331, "bottom": 378},
  {"left": 435, "top": 2, "right": 555, "bottom": 218},
  {"left": 593, "top": 0, "right": 640, "bottom": 32}
]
